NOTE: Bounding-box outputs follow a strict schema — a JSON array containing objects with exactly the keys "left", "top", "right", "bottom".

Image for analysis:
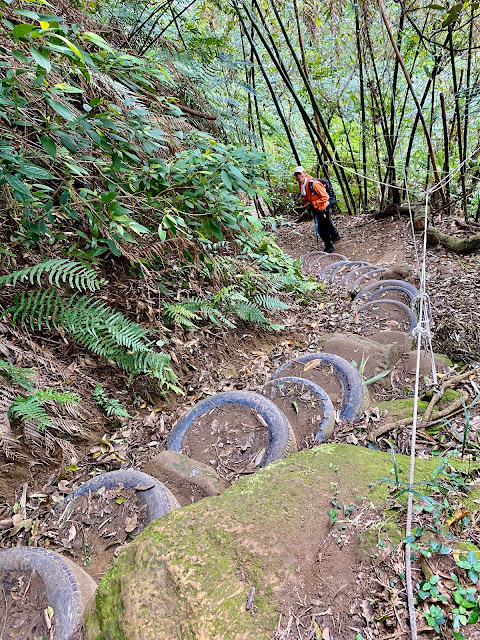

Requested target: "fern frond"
[
  {"left": 93, "top": 384, "right": 131, "bottom": 418},
  {"left": 0, "top": 359, "right": 36, "bottom": 390},
  {"left": 253, "top": 295, "right": 289, "bottom": 311},
  {"left": 0, "top": 259, "right": 107, "bottom": 292},
  {"left": 232, "top": 301, "right": 268, "bottom": 324},
  {"left": 3, "top": 289, "right": 177, "bottom": 385},
  {"left": 9, "top": 395, "right": 52, "bottom": 431},
  {"left": 162, "top": 302, "right": 199, "bottom": 328}
]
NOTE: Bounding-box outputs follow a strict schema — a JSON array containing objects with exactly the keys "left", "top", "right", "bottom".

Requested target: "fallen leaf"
[
  {"left": 447, "top": 507, "right": 470, "bottom": 526},
  {"left": 68, "top": 524, "right": 77, "bottom": 543},
  {"left": 304, "top": 359, "right": 322, "bottom": 372},
  {"left": 134, "top": 484, "right": 154, "bottom": 491},
  {"left": 125, "top": 514, "right": 138, "bottom": 533}
]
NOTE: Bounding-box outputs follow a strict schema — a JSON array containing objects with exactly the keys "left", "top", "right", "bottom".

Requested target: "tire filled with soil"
[
  {"left": 263, "top": 377, "right": 335, "bottom": 446},
  {"left": 0, "top": 567, "right": 53, "bottom": 640},
  {"left": 44, "top": 484, "right": 149, "bottom": 582},
  {"left": 182, "top": 403, "right": 271, "bottom": 484}
]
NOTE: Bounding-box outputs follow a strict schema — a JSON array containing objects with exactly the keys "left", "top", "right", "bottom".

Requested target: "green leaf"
[
  {"left": 40, "top": 135, "right": 56, "bottom": 159},
  {"left": 158, "top": 225, "right": 166, "bottom": 242},
  {"left": 220, "top": 170, "right": 232, "bottom": 189},
  {"left": 53, "top": 34, "right": 83, "bottom": 60},
  {"left": 53, "top": 83, "right": 83, "bottom": 94},
  {"left": 106, "top": 238, "right": 121, "bottom": 256},
  {"left": 14, "top": 9, "right": 40, "bottom": 19},
  {"left": 100, "top": 191, "right": 117, "bottom": 204},
  {"left": 29, "top": 46, "right": 51, "bottom": 72},
  {"left": 5, "top": 173, "right": 31, "bottom": 197},
  {"left": 13, "top": 24, "right": 35, "bottom": 38},
  {"left": 21, "top": 164, "right": 54, "bottom": 180},
  {"left": 44, "top": 95, "right": 75, "bottom": 121},
  {"left": 82, "top": 31, "right": 114, "bottom": 53}
]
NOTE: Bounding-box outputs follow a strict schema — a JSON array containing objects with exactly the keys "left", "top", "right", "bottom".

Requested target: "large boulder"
[
  {"left": 320, "top": 332, "right": 401, "bottom": 383},
  {"left": 84, "top": 444, "right": 449, "bottom": 640}
]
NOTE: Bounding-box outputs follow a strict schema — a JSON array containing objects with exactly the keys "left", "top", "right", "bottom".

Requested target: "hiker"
[{"left": 293, "top": 166, "right": 340, "bottom": 253}]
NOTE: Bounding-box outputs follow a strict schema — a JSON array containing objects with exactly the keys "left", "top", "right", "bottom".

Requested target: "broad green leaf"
[
  {"left": 158, "top": 225, "right": 166, "bottom": 242},
  {"left": 106, "top": 238, "right": 121, "bottom": 256},
  {"left": 58, "top": 133, "right": 78, "bottom": 153},
  {"left": 40, "top": 135, "right": 56, "bottom": 159},
  {"left": 5, "top": 173, "right": 31, "bottom": 197},
  {"left": 53, "top": 34, "right": 83, "bottom": 60},
  {"left": 13, "top": 24, "right": 35, "bottom": 38},
  {"left": 44, "top": 95, "right": 75, "bottom": 121},
  {"left": 21, "top": 164, "right": 54, "bottom": 179},
  {"left": 29, "top": 46, "right": 51, "bottom": 72},
  {"left": 14, "top": 9, "right": 40, "bottom": 19},
  {"left": 53, "top": 83, "right": 83, "bottom": 93},
  {"left": 82, "top": 31, "right": 114, "bottom": 53},
  {"left": 220, "top": 170, "right": 232, "bottom": 189},
  {"left": 101, "top": 191, "right": 117, "bottom": 204}
]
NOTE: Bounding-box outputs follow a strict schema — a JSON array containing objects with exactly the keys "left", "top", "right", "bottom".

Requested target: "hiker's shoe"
[
  {"left": 331, "top": 232, "right": 341, "bottom": 242},
  {"left": 324, "top": 243, "right": 335, "bottom": 253}
]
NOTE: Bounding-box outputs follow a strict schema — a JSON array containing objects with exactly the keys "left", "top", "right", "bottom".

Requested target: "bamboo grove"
[{"left": 110, "top": 0, "right": 480, "bottom": 218}]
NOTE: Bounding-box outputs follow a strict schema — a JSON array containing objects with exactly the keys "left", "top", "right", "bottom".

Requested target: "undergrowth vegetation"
[{"left": 0, "top": 0, "right": 319, "bottom": 402}]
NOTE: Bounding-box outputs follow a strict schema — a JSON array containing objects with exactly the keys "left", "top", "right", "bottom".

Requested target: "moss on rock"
[{"left": 84, "top": 444, "right": 470, "bottom": 640}]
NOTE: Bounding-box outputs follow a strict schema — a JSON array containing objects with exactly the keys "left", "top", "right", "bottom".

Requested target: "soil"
[
  {"left": 182, "top": 404, "right": 270, "bottom": 483},
  {"left": 0, "top": 568, "right": 52, "bottom": 640},
  {"left": 149, "top": 468, "right": 206, "bottom": 507},
  {"left": 41, "top": 485, "right": 148, "bottom": 582},
  {"left": 263, "top": 379, "right": 326, "bottom": 447},
  {"left": 273, "top": 361, "right": 344, "bottom": 414}
]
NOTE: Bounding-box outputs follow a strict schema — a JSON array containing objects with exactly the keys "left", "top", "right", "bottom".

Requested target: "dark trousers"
[{"left": 312, "top": 205, "right": 338, "bottom": 245}]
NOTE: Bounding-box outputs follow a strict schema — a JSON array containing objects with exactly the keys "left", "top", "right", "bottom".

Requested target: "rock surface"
[
  {"left": 84, "top": 444, "right": 447, "bottom": 640},
  {"left": 143, "top": 451, "right": 226, "bottom": 502},
  {"left": 320, "top": 333, "right": 400, "bottom": 382}
]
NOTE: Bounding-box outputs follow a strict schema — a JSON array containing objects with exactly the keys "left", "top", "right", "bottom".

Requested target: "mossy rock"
[
  {"left": 376, "top": 397, "right": 430, "bottom": 421},
  {"left": 84, "top": 444, "right": 467, "bottom": 640}
]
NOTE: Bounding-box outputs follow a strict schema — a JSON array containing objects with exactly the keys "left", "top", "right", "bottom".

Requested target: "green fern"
[
  {"left": 9, "top": 388, "right": 79, "bottom": 432},
  {"left": 163, "top": 302, "right": 199, "bottom": 329},
  {"left": 0, "top": 359, "right": 36, "bottom": 391},
  {"left": 92, "top": 384, "right": 131, "bottom": 418},
  {"left": 253, "top": 294, "right": 289, "bottom": 311},
  {"left": 3, "top": 289, "right": 178, "bottom": 386},
  {"left": 0, "top": 258, "right": 106, "bottom": 292}
]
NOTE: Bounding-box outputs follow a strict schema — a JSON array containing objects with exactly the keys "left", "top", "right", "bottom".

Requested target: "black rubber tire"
[
  {"left": 341, "top": 264, "right": 377, "bottom": 286},
  {"left": 167, "top": 391, "right": 297, "bottom": 465},
  {"left": 356, "top": 299, "right": 417, "bottom": 334},
  {"left": 271, "top": 353, "right": 369, "bottom": 422},
  {"left": 326, "top": 260, "right": 370, "bottom": 284},
  {"left": 367, "top": 285, "right": 417, "bottom": 303},
  {"left": 58, "top": 470, "right": 180, "bottom": 521},
  {"left": 354, "top": 279, "right": 418, "bottom": 302},
  {"left": 318, "top": 260, "right": 350, "bottom": 282},
  {"left": 0, "top": 546, "right": 96, "bottom": 640},
  {"left": 351, "top": 267, "right": 386, "bottom": 290},
  {"left": 262, "top": 376, "right": 335, "bottom": 441}
]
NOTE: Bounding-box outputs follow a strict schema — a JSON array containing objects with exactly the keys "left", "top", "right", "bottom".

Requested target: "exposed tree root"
[
  {"left": 369, "top": 369, "right": 476, "bottom": 442},
  {"left": 427, "top": 226, "right": 480, "bottom": 254}
]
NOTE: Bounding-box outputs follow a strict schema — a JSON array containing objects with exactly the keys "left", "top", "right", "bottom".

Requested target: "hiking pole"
[{"left": 314, "top": 215, "right": 319, "bottom": 247}]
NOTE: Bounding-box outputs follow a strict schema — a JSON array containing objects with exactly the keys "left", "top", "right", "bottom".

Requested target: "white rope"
[{"left": 404, "top": 166, "right": 421, "bottom": 275}]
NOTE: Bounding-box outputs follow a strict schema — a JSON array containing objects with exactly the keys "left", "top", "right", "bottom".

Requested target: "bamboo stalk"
[
  {"left": 378, "top": 0, "right": 444, "bottom": 199},
  {"left": 233, "top": 4, "right": 301, "bottom": 164}
]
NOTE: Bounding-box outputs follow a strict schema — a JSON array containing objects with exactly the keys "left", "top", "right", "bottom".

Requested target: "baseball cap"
[{"left": 293, "top": 166, "right": 305, "bottom": 174}]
